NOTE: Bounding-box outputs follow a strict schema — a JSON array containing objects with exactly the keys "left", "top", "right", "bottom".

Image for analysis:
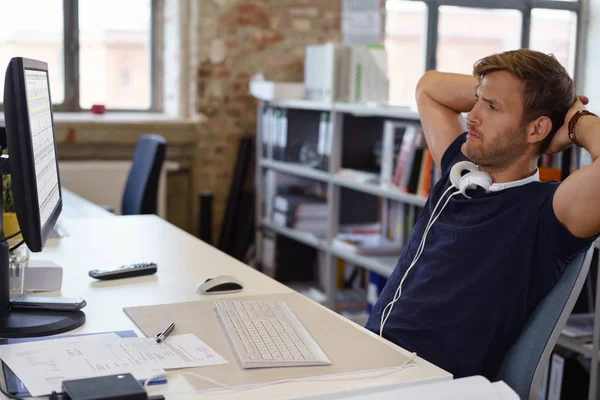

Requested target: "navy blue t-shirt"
[{"left": 365, "top": 132, "right": 596, "bottom": 379}]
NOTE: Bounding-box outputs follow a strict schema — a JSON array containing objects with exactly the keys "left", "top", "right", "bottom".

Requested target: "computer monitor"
[
  {"left": 3, "top": 57, "right": 62, "bottom": 252},
  {"left": 0, "top": 57, "right": 84, "bottom": 337}
]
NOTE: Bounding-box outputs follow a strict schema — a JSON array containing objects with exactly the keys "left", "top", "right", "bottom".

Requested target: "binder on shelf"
[
  {"left": 274, "top": 109, "right": 288, "bottom": 162},
  {"left": 380, "top": 121, "right": 396, "bottom": 185},
  {"left": 264, "top": 170, "right": 277, "bottom": 220},
  {"left": 279, "top": 109, "right": 288, "bottom": 162},
  {"left": 261, "top": 233, "right": 276, "bottom": 277},
  {"left": 323, "top": 113, "right": 333, "bottom": 171},
  {"left": 272, "top": 109, "right": 282, "bottom": 161},
  {"left": 270, "top": 108, "right": 280, "bottom": 160},
  {"left": 317, "top": 112, "right": 331, "bottom": 171},
  {"left": 261, "top": 107, "right": 271, "bottom": 159}
]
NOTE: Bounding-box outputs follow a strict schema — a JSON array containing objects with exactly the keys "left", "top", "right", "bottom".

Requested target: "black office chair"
[{"left": 121, "top": 134, "right": 167, "bottom": 216}]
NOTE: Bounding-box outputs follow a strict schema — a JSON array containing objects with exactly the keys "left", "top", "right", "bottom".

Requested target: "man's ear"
[{"left": 526, "top": 116, "right": 553, "bottom": 146}]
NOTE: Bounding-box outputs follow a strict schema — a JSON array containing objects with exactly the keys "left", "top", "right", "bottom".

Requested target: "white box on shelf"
[
  {"left": 304, "top": 43, "right": 388, "bottom": 105},
  {"left": 348, "top": 45, "right": 389, "bottom": 104},
  {"left": 249, "top": 80, "right": 305, "bottom": 101},
  {"left": 304, "top": 43, "right": 350, "bottom": 102}
]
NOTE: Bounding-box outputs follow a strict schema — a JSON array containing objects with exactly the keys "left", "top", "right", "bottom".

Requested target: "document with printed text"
[{"left": 0, "top": 333, "right": 227, "bottom": 396}]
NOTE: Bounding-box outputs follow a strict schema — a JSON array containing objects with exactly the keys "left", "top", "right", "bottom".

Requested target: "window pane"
[
  {"left": 79, "top": 0, "right": 151, "bottom": 110},
  {"left": 437, "top": 7, "right": 522, "bottom": 75},
  {"left": 385, "top": 0, "right": 426, "bottom": 106},
  {"left": 0, "top": 0, "right": 64, "bottom": 104},
  {"left": 530, "top": 9, "right": 577, "bottom": 76}
]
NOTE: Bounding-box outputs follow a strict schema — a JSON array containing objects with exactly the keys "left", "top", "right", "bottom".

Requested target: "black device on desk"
[
  {"left": 61, "top": 373, "right": 165, "bottom": 400},
  {"left": 0, "top": 57, "right": 86, "bottom": 337},
  {"left": 89, "top": 262, "right": 157, "bottom": 280},
  {"left": 10, "top": 296, "right": 86, "bottom": 311}
]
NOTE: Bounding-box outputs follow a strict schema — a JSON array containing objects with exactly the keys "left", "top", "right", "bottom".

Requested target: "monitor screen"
[
  {"left": 24, "top": 69, "right": 60, "bottom": 230},
  {"left": 3, "top": 57, "right": 62, "bottom": 252}
]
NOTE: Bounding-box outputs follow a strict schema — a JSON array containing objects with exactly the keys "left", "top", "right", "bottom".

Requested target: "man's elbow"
[{"left": 415, "top": 70, "right": 439, "bottom": 103}]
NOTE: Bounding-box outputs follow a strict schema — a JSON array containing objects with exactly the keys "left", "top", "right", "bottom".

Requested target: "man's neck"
[{"left": 479, "top": 159, "right": 539, "bottom": 184}]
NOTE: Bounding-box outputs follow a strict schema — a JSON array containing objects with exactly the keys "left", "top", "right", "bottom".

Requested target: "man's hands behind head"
[{"left": 546, "top": 95, "right": 590, "bottom": 155}]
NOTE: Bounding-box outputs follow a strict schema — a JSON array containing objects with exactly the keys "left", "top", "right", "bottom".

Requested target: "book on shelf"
[
  {"left": 289, "top": 284, "right": 368, "bottom": 313},
  {"left": 384, "top": 124, "right": 437, "bottom": 197},
  {"left": 274, "top": 193, "right": 328, "bottom": 216},
  {"left": 333, "top": 233, "right": 402, "bottom": 256},
  {"left": 272, "top": 211, "right": 328, "bottom": 237},
  {"left": 561, "top": 312, "right": 593, "bottom": 341},
  {"left": 340, "top": 222, "right": 381, "bottom": 234},
  {"left": 335, "top": 168, "right": 379, "bottom": 184},
  {"left": 392, "top": 124, "right": 418, "bottom": 188}
]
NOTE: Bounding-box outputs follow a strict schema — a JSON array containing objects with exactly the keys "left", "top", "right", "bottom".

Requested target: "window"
[
  {"left": 437, "top": 7, "right": 522, "bottom": 75},
  {"left": 0, "top": 0, "right": 157, "bottom": 111},
  {"left": 385, "top": 0, "right": 582, "bottom": 107},
  {"left": 0, "top": 0, "right": 65, "bottom": 104},
  {"left": 79, "top": 0, "right": 152, "bottom": 110},
  {"left": 530, "top": 8, "right": 578, "bottom": 75},
  {"left": 385, "top": 1, "right": 426, "bottom": 106}
]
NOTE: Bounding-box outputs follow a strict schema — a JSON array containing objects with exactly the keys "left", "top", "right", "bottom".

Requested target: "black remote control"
[{"left": 89, "top": 262, "right": 157, "bottom": 280}]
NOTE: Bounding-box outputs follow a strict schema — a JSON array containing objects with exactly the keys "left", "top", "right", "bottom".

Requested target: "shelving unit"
[
  {"left": 260, "top": 159, "right": 427, "bottom": 206},
  {"left": 254, "top": 98, "right": 425, "bottom": 310}
]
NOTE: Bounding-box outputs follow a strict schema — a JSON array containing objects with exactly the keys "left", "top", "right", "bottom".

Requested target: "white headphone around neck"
[{"left": 449, "top": 161, "right": 492, "bottom": 198}]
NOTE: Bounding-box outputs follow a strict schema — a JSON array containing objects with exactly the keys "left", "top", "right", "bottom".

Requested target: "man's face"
[{"left": 462, "top": 70, "right": 529, "bottom": 169}]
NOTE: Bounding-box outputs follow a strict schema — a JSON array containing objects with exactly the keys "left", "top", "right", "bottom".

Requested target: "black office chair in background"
[{"left": 121, "top": 134, "right": 167, "bottom": 216}]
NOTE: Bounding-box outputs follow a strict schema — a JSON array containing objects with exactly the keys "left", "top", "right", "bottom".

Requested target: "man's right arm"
[{"left": 415, "top": 71, "right": 479, "bottom": 168}]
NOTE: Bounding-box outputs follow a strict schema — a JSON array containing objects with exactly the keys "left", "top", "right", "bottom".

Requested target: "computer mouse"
[{"left": 196, "top": 275, "right": 244, "bottom": 295}]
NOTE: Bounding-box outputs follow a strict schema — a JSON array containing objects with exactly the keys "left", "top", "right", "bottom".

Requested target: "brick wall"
[{"left": 193, "top": 0, "right": 342, "bottom": 242}]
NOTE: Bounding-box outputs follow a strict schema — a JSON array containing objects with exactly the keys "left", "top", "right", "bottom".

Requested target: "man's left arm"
[{"left": 553, "top": 104, "right": 600, "bottom": 239}]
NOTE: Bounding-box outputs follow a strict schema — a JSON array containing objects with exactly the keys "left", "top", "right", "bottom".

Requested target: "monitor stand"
[{"left": 0, "top": 155, "right": 85, "bottom": 338}]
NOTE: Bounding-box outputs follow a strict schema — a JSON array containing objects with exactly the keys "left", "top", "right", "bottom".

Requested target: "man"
[{"left": 365, "top": 49, "right": 600, "bottom": 379}]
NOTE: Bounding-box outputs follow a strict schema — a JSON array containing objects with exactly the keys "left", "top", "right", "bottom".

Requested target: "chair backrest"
[
  {"left": 496, "top": 247, "right": 594, "bottom": 399},
  {"left": 121, "top": 134, "right": 167, "bottom": 216}
]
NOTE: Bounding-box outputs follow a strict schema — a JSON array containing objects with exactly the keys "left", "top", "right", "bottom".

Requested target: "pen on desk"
[{"left": 155, "top": 322, "right": 175, "bottom": 343}]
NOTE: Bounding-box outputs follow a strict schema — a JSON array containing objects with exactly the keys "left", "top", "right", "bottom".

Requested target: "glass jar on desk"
[{"left": 8, "top": 239, "right": 29, "bottom": 297}]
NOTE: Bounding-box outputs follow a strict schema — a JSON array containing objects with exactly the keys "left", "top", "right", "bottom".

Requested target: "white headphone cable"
[
  {"left": 380, "top": 185, "right": 453, "bottom": 330},
  {"left": 380, "top": 185, "right": 460, "bottom": 336}
]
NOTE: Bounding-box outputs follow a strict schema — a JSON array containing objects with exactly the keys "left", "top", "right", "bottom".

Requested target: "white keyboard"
[{"left": 215, "top": 299, "right": 331, "bottom": 369}]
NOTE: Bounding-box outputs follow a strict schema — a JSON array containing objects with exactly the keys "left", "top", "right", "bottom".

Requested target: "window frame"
[
  {"left": 388, "top": 0, "right": 585, "bottom": 91},
  {"left": 1, "top": 0, "right": 162, "bottom": 112}
]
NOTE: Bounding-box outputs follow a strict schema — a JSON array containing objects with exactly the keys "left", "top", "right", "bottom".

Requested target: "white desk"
[
  {"left": 26, "top": 213, "right": 451, "bottom": 399},
  {"left": 60, "top": 188, "right": 115, "bottom": 219}
]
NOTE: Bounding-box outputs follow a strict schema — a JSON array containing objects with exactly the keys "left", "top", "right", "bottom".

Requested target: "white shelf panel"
[
  {"left": 263, "top": 98, "right": 421, "bottom": 121},
  {"left": 557, "top": 335, "right": 594, "bottom": 357},
  {"left": 334, "top": 102, "right": 420, "bottom": 120},
  {"left": 261, "top": 220, "right": 328, "bottom": 250},
  {"left": 260, "top": 160, "right": 330, "bottom": 182},
  {"left": 265, "top": 99, "right": 334, "bottom": 111},
  {"left": 331, "top": 175, "right": 428, "bottom": 207},
  {"left": 330, "top": 245, "right": 398, "bottom": 278}
]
